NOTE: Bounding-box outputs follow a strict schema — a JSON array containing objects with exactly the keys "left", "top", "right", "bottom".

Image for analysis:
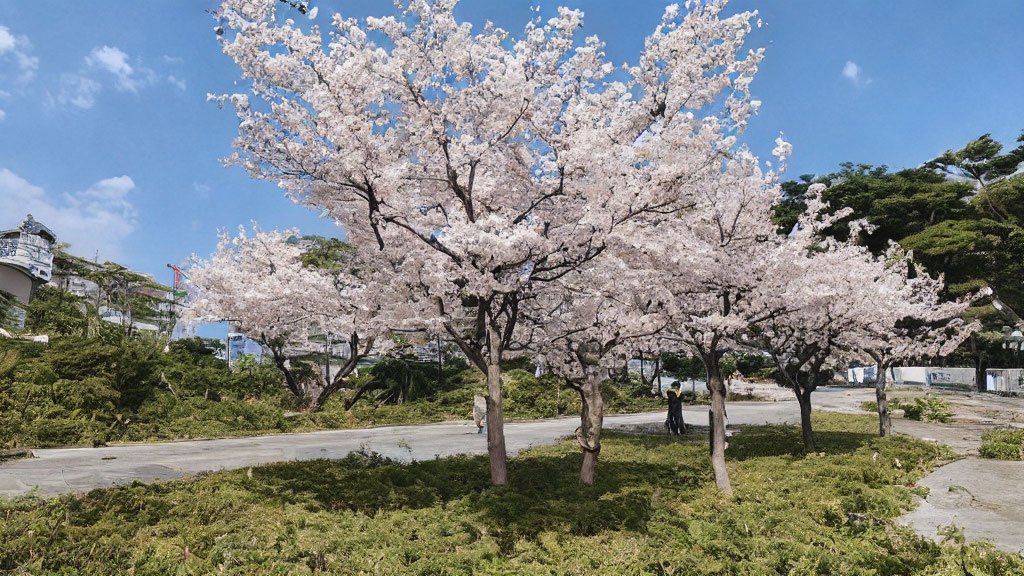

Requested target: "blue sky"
[{"left": 1, "top": 0, "right": 1022, "bottom": 289}]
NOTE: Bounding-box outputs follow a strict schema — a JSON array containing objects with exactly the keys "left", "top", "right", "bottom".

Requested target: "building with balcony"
[{"left": 0, "top": 215, "right": 57, "bottom": 305}]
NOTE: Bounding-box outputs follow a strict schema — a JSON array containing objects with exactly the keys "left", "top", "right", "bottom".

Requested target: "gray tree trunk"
[
  {"left": 704, "top": 356, "right": 732, "bottom": 495},
  {"left": 875, "top": 367, "right": 891, "bottom": 437},
  {"left": 575, "top": 366, "right": 605, "bottom": 486},
  {"left": 485, "top": 324, "right": 508, "bottom": 485}
]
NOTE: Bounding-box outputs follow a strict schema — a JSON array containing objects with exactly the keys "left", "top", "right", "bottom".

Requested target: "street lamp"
[{"left": 1003, "top": 328, "right": 1023, "bottom": 367}]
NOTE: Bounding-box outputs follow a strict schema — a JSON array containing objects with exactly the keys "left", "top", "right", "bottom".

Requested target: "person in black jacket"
[{"left": 666, "top": 388, "right": 685, "bottom": 435}]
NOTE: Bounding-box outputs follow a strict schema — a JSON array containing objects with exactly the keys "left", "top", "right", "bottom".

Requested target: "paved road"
[{"left": 0, "top": 399, "right": 811, "bottom": 499}]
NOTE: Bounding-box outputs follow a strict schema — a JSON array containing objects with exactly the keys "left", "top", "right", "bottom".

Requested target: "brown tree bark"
[
  {"left": 574, "top": 343, "right": 606, "bottom": 486},
  {"left": 704, "top": 355, "right": 732, "bottom": 495},
  {"left": 797, "top": 389, "right": 815, "bottom": 452}
]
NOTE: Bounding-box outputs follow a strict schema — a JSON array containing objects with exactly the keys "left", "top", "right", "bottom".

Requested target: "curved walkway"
[{"left": 0, "top": 400, "right": 805, "bottom": 499}]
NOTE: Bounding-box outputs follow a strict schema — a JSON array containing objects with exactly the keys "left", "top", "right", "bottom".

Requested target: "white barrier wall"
[{"left": 847, "top": 366, "right": 976, "bottom": 388}]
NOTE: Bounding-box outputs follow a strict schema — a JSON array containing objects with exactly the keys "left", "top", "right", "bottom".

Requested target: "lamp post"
[{"left": 1004, "top": 328, "right": 1023, "bottom": 368}]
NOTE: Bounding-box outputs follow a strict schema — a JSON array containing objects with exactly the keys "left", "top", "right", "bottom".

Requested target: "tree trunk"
[
  {"left": 704, "top": 356, "right": 732, "bottom": 495},
  {"left": 575, "top": 367, "right": 605, "bottom": 486},
  {"left": 485, "top": 324, "right": 508, "bottom": 486},
  {"left": 875, "top": 369, "right": 891, "bottom": 437},
  {"left": 797, "top": 388, "right": 815, "bottom": 452},
  {"left": 970, "top": 334, "right": 986, "bottom": 393}
]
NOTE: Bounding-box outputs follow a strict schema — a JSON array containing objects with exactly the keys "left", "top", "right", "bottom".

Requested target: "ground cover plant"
[
  {"left": 0, "top": 333, "right": 662, "bottom": 449},
  {"left": 2, "top": 413, "right": 1020, "bottom": 575},
  {"left": 978, "top": 429, "right": 1024, "bottom": 460}
]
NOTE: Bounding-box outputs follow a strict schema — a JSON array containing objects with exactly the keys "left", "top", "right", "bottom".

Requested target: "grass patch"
[
  {"left": 978, "top": 429, "right": 1024, "bottom": 460},
  {"left": 2, "top": 413, "right": 1019, "bottom": 575}
]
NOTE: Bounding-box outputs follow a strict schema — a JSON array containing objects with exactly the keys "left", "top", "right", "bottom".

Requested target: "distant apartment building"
[{"left": 0, "top": 215, "right": 57, "bottom": 305}]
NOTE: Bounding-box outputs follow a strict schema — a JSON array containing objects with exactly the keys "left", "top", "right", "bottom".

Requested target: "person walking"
[
  {"left": 666, "top": 388, "right": 685, "bottom": 435},
  {"left": 472, "top": 394, "right": 487, "bottom": 433}
]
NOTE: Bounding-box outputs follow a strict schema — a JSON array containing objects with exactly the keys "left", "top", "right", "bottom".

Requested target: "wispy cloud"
[
  {"left": 86, "top": 45, "right": 140, "bottom": 92},
  {"left": 52, "top": 73, "right": 101, "bottom": 110},
  {"left": 842, "top": 60, "right": 871, "bottom": 86},
  {"left": 0, "top": 168, "right": 138, "bottom": 261},
  {"left": 167, "top": 74, "right": 186, "bottom": 91},
  {"left": 192, "top": 182, "right": 211, "bottom": 199},
  {"left": 0, "top": 24, "right": 39, "bottom": 84},
  {"left": 48, "top": 45, "right": 177, "bottom": 110},
  {"left": 0, "top": 109, "right": 6, "bottom": 121}
]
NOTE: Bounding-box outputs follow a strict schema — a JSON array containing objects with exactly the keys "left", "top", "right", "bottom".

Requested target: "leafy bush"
[
  {"left": 978, "top": 429, "right": 1024, "bottom": 460},
  {"left": 902, "top": 395, "right": 953, "bottom": 423},
  {"left": 0, "top": 330, "right": 671, "bottom": 449}
]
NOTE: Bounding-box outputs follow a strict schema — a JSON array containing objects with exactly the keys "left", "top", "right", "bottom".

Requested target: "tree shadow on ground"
[
  {"left": 726, "top": 422, "right": 877, "bottom": 461},
  {"left": 231, "top": 421, "right": 881, "bottom": 553},
  {"left": 236, "top": 432, "right": 709, "bottom": 545}
]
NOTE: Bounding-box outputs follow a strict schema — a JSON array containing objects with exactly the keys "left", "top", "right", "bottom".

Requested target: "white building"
[{"left": 0, "top": 215, "right": 56, "bottom": 305}]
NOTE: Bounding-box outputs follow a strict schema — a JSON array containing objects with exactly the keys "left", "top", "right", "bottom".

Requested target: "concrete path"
[
  {"left": 898, "top": 458, "right": 1024, "bottom": 554},
  {"left": 0, "top": 400, "right": 806, "bottom": 499}
]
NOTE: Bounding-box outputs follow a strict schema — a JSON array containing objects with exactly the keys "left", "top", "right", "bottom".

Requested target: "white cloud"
[
  {"left": 167, "top": 74, "right": 186, "bottom": 91},
  {"left": 0, "top": 168, "right": 138, "bottom": 261},
  {"left": 0, "top": 27, "right": 14, "bottom": 53},
  {"left": 0, "top": 109, "right": 5, "bottom": 121},
  {"left": 51, "top": 73, "right": 102, "bottom": 110},
  {"left": 842, "top": 61, "right": 860, "bottom": 81},
  {"left": 842, "top": 60, "right": 871, "bottom": 86},
  {"left": 0, "top": 24, "right": 39, "bottom": 84},
  {"left": 86, "top": 45, "right": 140, "bottom": 92}
]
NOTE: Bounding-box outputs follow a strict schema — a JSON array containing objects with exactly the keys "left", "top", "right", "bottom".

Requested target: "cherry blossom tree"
[
  {"left": 622, "top": 139, "right": 788, "bottom": 495},
  {"left": 213, "top": 0, "right": 768, "bottom": 485},
  {"left": 756, "top": 185, "right": 985, "bottom": 445},
  {"left": 752, "top": 186, "right": 869, "bottom": 451},
  {"left": 844, "top": 246, "right": 983, "bottom": 436},
  {"left": 186, "top": 227, "right": 391, "bottom": 410},
  {"left": 529, "top": 250, "right": 664, "bottom": 485}
]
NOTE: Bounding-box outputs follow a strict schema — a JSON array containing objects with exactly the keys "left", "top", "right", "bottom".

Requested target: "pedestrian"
[
  {"left": 472, "top": 394, "right": 487, "bottom": 434},
  {"left": 666, "top": 388, "right": 685, "bottom": 435}
]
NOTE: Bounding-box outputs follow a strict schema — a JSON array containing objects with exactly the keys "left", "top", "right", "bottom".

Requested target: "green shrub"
[
  {"left": 978, "top": 429, "right": 1024, "bottom": 460},
  {"left": 903, "top": 395, "right": 953, "bottom": 423}
]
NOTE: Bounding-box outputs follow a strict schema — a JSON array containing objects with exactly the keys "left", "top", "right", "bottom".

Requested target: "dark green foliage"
[
  {"left": 662, "top": 353, "right": 705, "bottom": 380},
  {"left": 978, "top": 429, "right": 1024, "bottom": 460},
  {"left": 926, "top": 132, "right": 1024, "bottom": 186},
  {"left": 1, "top": 414, "right": 1019, "bottom": 574},
  {"left": 24, "top": 286, "right": 88, "bottom": 336},
  {"left": 732, "top": 352, "right": 774, "bottom": 380},
  {"left": 779, "top": 132, "right": 1024, "bottom": 375},
  {"left": 295, "top": 235, "right": 355, "bottom": 272}
]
